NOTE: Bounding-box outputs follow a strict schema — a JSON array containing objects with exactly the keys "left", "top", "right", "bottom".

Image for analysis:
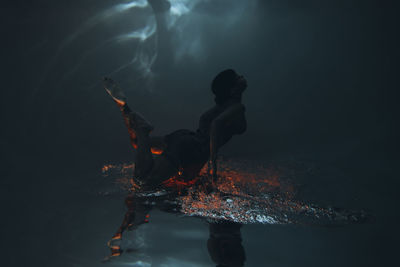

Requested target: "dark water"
[
  {"left": 1, "top": 0, "right": 398, "bottom": 266},
  {"left": 4, "top": 157, "right": 397, "bottom": 267}
]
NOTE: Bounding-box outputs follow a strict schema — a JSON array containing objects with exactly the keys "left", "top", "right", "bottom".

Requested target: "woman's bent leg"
[
  {"left": 103, "top": 77, "right": 154, "bottom": 180},
  {"left": 120, "top": 104, "right": 154, "bottom": 179}
]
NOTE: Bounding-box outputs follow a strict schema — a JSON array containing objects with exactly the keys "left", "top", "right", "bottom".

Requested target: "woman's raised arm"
[{"left": 209, "top": 103, "right": 246, "bottom": 182}]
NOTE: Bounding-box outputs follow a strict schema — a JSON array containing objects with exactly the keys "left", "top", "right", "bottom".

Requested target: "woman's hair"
[{"left": 211, "top": 69, "right": 238, "bottom": 105}]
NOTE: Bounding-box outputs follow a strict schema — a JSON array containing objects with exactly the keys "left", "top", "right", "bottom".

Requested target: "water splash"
[{"left": 100, "top": 158, "right": 367, "bottom": 226}]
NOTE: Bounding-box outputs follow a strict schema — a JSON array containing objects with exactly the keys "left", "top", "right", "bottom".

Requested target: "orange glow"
[
  {"left": 109, "top": 245, "right": 120, "bottom": 250},
  {"left": 115, "top": 98, "right": 126, "bottom": 107},
  {"left": 102, "top": 164, "right": 113, "bottom": 173},
  {"left": 161, "top": 176, "right": 198, "bottom": 191},
  {"left": 112, "top": 233, "right": 122, "bottom": 240},
  {"left": 197, "top": 159, "right": 283, "bottom": 196},
  {"left": 111, "top": 251, "right": 121, "bottom": 257},
  {"left": 151, "top": 147, "right": 163, "bottom": 155},
  {"left": 102, "top": 158, "right": 288, "bottom": 195}
]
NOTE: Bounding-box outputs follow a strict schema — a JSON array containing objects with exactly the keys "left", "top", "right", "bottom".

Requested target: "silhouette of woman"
[{"left": 103, "top": 69, "right": 247, "bottom": 190}]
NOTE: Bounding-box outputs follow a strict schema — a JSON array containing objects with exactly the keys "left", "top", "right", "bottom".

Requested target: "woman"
[{"left": 103, "top": 69, "right": 247, "bottom": 191}]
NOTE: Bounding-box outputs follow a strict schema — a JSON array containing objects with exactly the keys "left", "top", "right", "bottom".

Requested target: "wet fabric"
[
  {"left": 162, "top": 103, "right": 246, "bottom": 179},
  {"left": 163, "top": 129, "right": 209, "bottom": 179}
]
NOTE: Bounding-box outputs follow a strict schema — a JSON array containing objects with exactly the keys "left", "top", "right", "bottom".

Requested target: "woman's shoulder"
[
  {"left": 224, "top": 102, "right": 246, "bottom": 113},
  {"left": 199, "top": 105, "right": 222, "bottom": 120},
  {"left": 202, "top": 105, "right": 222, "bottom": 114}
]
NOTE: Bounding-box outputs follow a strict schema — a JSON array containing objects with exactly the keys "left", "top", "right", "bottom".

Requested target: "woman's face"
[{"left": 231, "top": 75, "right": 247, "bottom": 97}]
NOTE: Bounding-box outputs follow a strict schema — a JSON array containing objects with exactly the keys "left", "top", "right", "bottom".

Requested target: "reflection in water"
[
  {"left": 208, "top": 222, "right": 245, "bottom": 267},
  {"left": 104, "top": 192, "right": 246, "bottom": 266},
  {"left": 100, "top": 158, "right": 368, "bottom": 264}
]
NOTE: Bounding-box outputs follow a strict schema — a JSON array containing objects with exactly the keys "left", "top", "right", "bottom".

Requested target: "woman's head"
[{"left": 211, "top": 69, "right": 247, "bottom": 105}]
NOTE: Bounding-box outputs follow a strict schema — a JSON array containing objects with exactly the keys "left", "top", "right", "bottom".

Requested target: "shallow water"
[
  {"left": 6, "top": 157, "right": 397, "bottom": 267},
  {"left": 90, "top": 158, "right": 372, "bottom": 266},
  {"left": 100, "top": 158, "right": 366, "bottom": 226}
]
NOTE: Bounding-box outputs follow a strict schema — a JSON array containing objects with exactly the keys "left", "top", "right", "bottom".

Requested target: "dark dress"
[{"left": 162, "top": 103, "right": 246, "bottom": 180}]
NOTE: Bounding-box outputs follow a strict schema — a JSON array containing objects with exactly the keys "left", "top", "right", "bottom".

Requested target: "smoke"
[
  {"left": 167, "top": 0, "right": 258, "bottom": 63},
  {"left": 61, "top": 0, "right": 149, "bottom": 49},
  {"left": 35, "top": 0, "right": 152, "bottom": 95},
  {"left": 38, "top": 0, "right": 258, "bottom": 93}
]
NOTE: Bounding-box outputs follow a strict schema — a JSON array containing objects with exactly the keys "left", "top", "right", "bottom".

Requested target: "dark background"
[{"left": 1, "top": 0, "right": 399, "bottom": 266}]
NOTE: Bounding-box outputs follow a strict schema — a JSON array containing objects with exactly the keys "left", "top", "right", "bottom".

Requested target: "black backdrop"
[{"left": 0, "top": 1, "right": 399, "bottom": 266}]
